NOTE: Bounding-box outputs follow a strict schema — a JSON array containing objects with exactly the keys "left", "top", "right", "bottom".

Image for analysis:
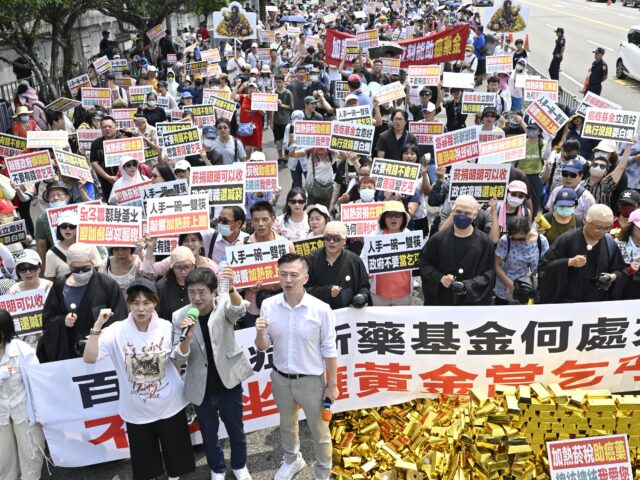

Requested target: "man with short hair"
[
  {"left": 538, "top": 204, "right": 625, "bottom": 303},
  {"left": 203, "top": 206, "right": 249, "bottom": 263},
  {"left": 549, "top": 27, "right": 565, "bottom": 81},
  {"left": 419, "top": 195, "right": 496, "bottom": 305},
  {"left": 545, "top": 158, "right": 596, "bottom": 221},
  {"left": 90, "top": 116, "right": 121, "bottom": 200},
  {"left": 583, "top": 47, "right": 608, "bottom": 96},
  {"left": 211, "top": 117, "right": 247, "bottom": 164},
  {"left": 255, "top": 253, "right": 337, "bottom": 480},
  {"left": 303, "top": 96, "right": 323, "bottom": 121},
  {"left": 288, "top": 66, "right": 308, "bottom": 111},
  {"left": 273, "top": 75, "right": 294, "bottom": 164}
]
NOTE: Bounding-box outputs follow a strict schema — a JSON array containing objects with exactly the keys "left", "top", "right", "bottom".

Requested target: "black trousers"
[
  {"left": 549, "top": 56, "right": 562, "bottom": 80},
  {"left": 126, "top": 408, "right": 195, "bottom": 480}
]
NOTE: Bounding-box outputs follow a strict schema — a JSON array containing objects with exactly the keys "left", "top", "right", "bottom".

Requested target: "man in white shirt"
[
  {"left": 203, "top": 206, "right": 249, "bottom": 263},
  {"left": 255, "top": 253, "right": 337, "bottom": 480}
]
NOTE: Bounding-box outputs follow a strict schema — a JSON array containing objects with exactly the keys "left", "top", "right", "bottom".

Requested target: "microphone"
[
  {"left": 70, "top": 303, "right": 77, "bottom": 316},
  {"left": 180, "top": 307, "right": 200, "bottom": 341}
]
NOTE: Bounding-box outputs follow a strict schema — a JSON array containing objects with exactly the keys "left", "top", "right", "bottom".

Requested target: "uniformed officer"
[
  {"left": 584, "top": 47, "right": 608, "bottom": 96},
  {"left": 548, "top": 27, "right": 565, "bottom": 81}
]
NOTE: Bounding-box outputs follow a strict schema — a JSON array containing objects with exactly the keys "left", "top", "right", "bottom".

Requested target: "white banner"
[{"left": 25, "top": 301, "right": 640, "bottom": 467}]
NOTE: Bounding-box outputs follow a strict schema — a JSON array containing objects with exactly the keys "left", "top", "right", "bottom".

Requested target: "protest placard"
[
  {"left": 334, "top": 81, "right": 350, "bottom": 107},
  {"left": 576, "top": 91, "right": 622, "bottom": 117},
  {"left": 114, "top": 76, "right": 135, "bottom": 88},
  {"left": 371, "top": 158, "right": 420, "bottom": 196},
  {"left": 0, "top": 133, "right": 26, "bottom": 158},
  {"left": 251, "top": 93, "right": 278, "bottom": 111},
  {"left": 146, "top": 24, "right": 166, "bottom": 42},
  {"left": 0, "top": 219, "right": 27, "bottom": 246},
  {"left": 409, "top": 122, "right": 445, "bottom": 145},
  {"left": 183, "top": 104, "right": 216, "bottom": 127},
  {"left": 323, "top": 13, "right": 337, "bottom": 23},
  {"left": 341, "top": 202, "right": 385, "bottom": 236},
  {"left": 203, "top": 89, "right": 231, "bottom": 103},
  {"left": 103, "top": 137, "right": 145, "bottom": 168},
  {"left": 5, "top": 150, "right": 55, "bottom": 186},
  {"left": 524, "top": 78, "right": 559, "bottom": 102},
  {"left": 226, "top": 239, "right": 289, "bottom": 288},
  {"left": 207, "top": 95, "right": 236, "bottom": 120},
  {"left": 144, "top": 147, "right": 159, "bottom": 164},
  {"left": 362, "top": 231, "right": 423, "bottom": 275},
  {"left": 76, "top": 129, "right": 102, "bottom": 152},
  {"left": 111, "top": 108, "right": 137, "bottom": 129},
  {"left": 356, "top": 29, "right": 379, "bottom": 50},
  {"left": 167, "top": 53, "right": 177, "bottom": 64},
  {"left": 582, "top": 109, "right": 640, "bottom": 144},
  {"left": 128, "top": 85, "right": 154, "bottom": 105},
  {"left": 329, "top": 121, "right": 375, "bottom": 155},
  {"left": 156, "top": 95, "right": 170, "bottom": 110},
  {"left": 515, "top": 73, "right": 540, "bottom": 89},
  {"left": 434, "top": 127, "right": 479, "bottom": 167},
  {"left": 146, "top": 194, "right": 210, "bottom": 236},
  {"left": 379, "top": 58, "right": 401, "bottom": 76},
  {"left": 442, "top": 72, "right": 475, "bottom": 89},
  {"left": 190, "top": 165, "right": 245, "bottom": 206},
  {"left": 77, "top": 204, "right": 142, "bottom": 246},
  {"left": 478, "top": 134, "right": 526, "bottom": 164},
  {"left": 257, "top": 48, "right": 271, "bottom": 62},
  {"left": 46, "top": 200, "right": 101, "bottom": 240},
  {"left": 161, "top": 126, "right": 202, "bottom": 158},
  {"left": 110, "top": 59, "right": 128, "bottom": 74},
  {"left": 81, "top": 88, "right": 111, "bottom": 109},
  {"left": 92, "top": 56, "right": 112, "bottom": 75},
  {"left": 26, "top": 131, "right": 69, "bottom": 149},
  {"left": 526, "top": 95, "right": 569, "bottom": 138},
  {"left": 461, "top": 92, "right": 498, "bottom": 115},
  {"left": 374, "top": 81, "right": 405, "bottom": 105},
  {"left": 111, "top": 179, "right": 151, "bottom": 207},
  {"left": 0, "top": 289, "right": 46, "bottom": 338},
  {"left": 485, "top": 55, "right": 513, "bottom": 74},
  {"left": 260, "top": 30, "right": 275, "bottom": 44},
  {"left": 200, "top": 48, "right": 221, "bottom": 63},
  {"left": 185, "top": 61, "right": 209, "bottom": 77},
  {"left": 140, "top": 178, "right": 189, "bottom": 215},
  {"left": 245, "top": 161, "right": 278, "bottom": 192},
  {"left": 206, "top": 64, "right": 221, "bottom": 77},
  {"left": 408, "top": 65, "right": 442, "bottom": 86},
  {"left": 336, "top": 105, "right": 373, "bottom": 125},
  {"left": 168, "top": 109, "right": 184, "bottom": 121},
  {"left": 293, "top": 236, "right": 325, "bottom": 256},
  {"left": 294, "top": 121, "right": 331, "bottom": 148},
  {"left": 478, "top": 131, "right": 505, "bottom": 143},
  {"left": 153, "top": 237, "right": 179, "bottom": 256},
  {"left": 448, "top": 164, "right": 509, "bottom": 203},
  {"left": 156, "top": 122, "right": 191, "bottom": 148},
  {"left": 45, "top": 97, "right": 82, "bottom": 112},
  {"left": 67, "top": 74, "right": 91, "bottom": 97},
  {"left": 53, "top": 149, "right": 92, "bottom": 182}
]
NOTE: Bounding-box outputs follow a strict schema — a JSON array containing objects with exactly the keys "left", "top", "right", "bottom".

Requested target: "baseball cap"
[
  {"left": 554, "top": 188, "right": 577, "bottom": 207},
  {"left": 174, "top": 160, "right": 191, "bottom": 171},
  {"left": 347, "top": 73, "right": 361, "bottom": 83},
  {"left": 630, "top": 209, "right": 640, "bottom": 229},
  {"left": 481, "top": 106, "right": 498, "bottom": 118},
  {"left": 561, "top": 159, "right": 583, "bottom": 174},
  {"left": 593, "top": 140, "right": 617, "bottom": 153},
  {"left": 181, "top": 91, "right": 193, "bottom": 99},
  {"left": 126, "top": 277, "right": 158, "bottom": 296},
  {"left": 555, "top": 27, "right": 564, "bottom": 33},
  {"left": 251, "top": 42, "right": 258, "bottom": 48},
  {"left": 618, "top": 189, "right": 640, "bottom": 206},
  {"left": 148, "top": 65, "right": 157, "bottom": 72},
  {"left": 202, "top": 125, "right": 217, "bottom": 139},
  {"left": 508, "top": 180, "right": 528, "bottom": 195},
  {"left": 306, "top": 204, "right": 330, "bottom": 217},
  {"left": 421, "top": 102, "right": 436, "bottom": 113},
  {"left": 593, "top": 47, "right": 605, "bottom": 55},
  {"left": 304, "top": 95, "right": 318, "bottom": 104},
  {"left": 345, "top": 94, "right": 358, "bottom": 103},
  {"left": 250, "top": 151, "right": 266, "bottom": 161},
  {"left": 13, "top": 249, "right": 41, "bottom": 267},
  {"left": 57, "top": 210, "right": 79, "bottom": 226}
]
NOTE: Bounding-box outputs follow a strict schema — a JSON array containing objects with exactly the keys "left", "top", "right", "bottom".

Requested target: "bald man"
[
  {"left": 538, "top": 204, "right": 625, "bottom": 303},
  {"left": 418, "top": 195, "right": 496, "bottom": 305}
]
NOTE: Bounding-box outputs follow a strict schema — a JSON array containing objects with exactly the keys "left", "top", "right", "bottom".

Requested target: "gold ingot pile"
[{"left": 330, "top": 384, "right": 640, "bottom": 480}]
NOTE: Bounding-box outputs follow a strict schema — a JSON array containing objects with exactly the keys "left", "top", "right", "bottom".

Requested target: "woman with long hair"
[{"left": 275, "top": 187, "right": 309, "bottom": 241}]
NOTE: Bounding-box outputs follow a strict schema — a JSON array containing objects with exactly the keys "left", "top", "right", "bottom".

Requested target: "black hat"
[
  {"left": 126, "top": 278, "right": 158, "bottom": 296},
  {"left": 43, "top": 181, "right": 71, "bottom": 202},
  {"left": 481, "top": 106, "right": 498, "bottom": 118},
  {"left": 618, "top": 190, "right": 640, "bottom": 206},
  {"left": 555, "top": 27, "right": 564, "bottom": 33},
  {"left": 17, "top": 84, "right": 29, "bottom": 95},
  {"left": 593, "top": 47, "right": 605, "bottom": 55}
]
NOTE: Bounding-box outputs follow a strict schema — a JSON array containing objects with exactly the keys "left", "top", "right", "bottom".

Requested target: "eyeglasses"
[
  {"left": 70, "top": 266, "right": 92, "bottom": 274},
  {"left": 562, "top": 171, "right": 578, "bottom": 178},
  {"left": 385, "top": 212, "right": 404, "bottom": 218},
  {"left": 123, "top": 162, "right": 138, "bottom": 168},
  {"left": 217, "top": 125, "right": 229, "bottom": 130},
  {"left": 59, "top": 223, "right": 77, "bottom": 230},
  {"left": 217, "top": 217, "right": 236, "bottom": 225},
  {"left": 323, "top": 234, "right": 344, "bottom": 243},
  {"left": 173, "top": 264, "right": 195, "bottom": 273},
  {"left": 17, "top": 264, "right": 39, "bottom": 273},
  {"left": 288, "top": 199, "right": 305, "bottom": 205}
]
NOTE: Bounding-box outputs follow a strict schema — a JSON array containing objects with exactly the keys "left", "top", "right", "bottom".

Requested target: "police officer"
[
  {"left": 584, "top": 47, "right": 608, "bottom": 96},
  {"left": 548, "top": 27, "right": 565, "bottom": 81}
]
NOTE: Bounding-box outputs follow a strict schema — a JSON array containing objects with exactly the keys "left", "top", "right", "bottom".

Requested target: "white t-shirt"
[
  {"left": 275, "top": 213, "right": 309, "bottom": 242},
  {"left": 98, "top": 315, "right": 187, "bottom": 424}
]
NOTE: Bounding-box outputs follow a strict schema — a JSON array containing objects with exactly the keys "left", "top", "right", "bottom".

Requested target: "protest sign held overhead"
[
  {"left": 190, "top": 165, "right": 245, "bottom": 206},
  {"left": 213, "top": 2, "right": 257, "bottom": 39},
  {"left": 478, "top": 134, "right": 527, "bottom": 164},
  {"left": 341, "top": 202, "right": 385, "bottom": 236},
  {"left": 77, "top": 204, "right": 142, "bottom": 247},
  {"left": 409, "top": 122, "right": 444, "bottom": 146},
  {"left": 294, "top": 121, "right": 331, "bottom": 148},
  {"left": 103, "top": 137, "right": 144, "bottom": 168},
  {"left": 336, "top": 105, "right": 373, "bottom": 126},
  {"left": 371, "top": 158, "right": 420, "bottom": 196},
  {"left": 329, "top": 121, "right": 375, "bottom": 156},
  {"left": 161, "top": 126, "right": 202, "bottom": 158},
  {"left": 5, "top": 150, "right": 55, "bottom": 185},
  {"left": 526, "top": 95, "right": 569, "bottom": 138},
  {"left": 582, "top": 109, "right": 640, "bottom": 144},
  {"left": 362, "top": 231, "right": 424, "bottom": 275},
  {"left": 245, "top": 161, "right": 278, "bottom": 193},
  {"left": 146, "top": 194, "right": 210, "bottom": 237},
  {"left": 0, "top": 219, "right": 27, "bottom": 246},
  {"left": 448, "top": 164, "right": 510, "bottom": 203},
  {"left": 434, "top": 127, "right": 479, "bottom": 167},
  {"left": 53, "top": 149, "right": 92, "bottom": 182},
  {"left": 226, "top": 239, "right": 289, "bottom": 288},
  {"left": 0, "top": 133, "right": 26, "bottom": 158}
]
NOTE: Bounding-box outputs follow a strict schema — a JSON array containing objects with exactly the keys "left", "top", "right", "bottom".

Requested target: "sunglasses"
[
  {"left": 17, "top": 264, "right": 39, "bottom": 273},
  {"left": 59, "top": 223, "right": 77, "bottom": 230},
  {"left": 592, "top": 163, "right": 607, "bottom": 169},
  {"left": 323, "top": 234, "right": 344, "bottom": 243},
  {"left": 562, "top": 171, "right": 578, "bottom": 178},
  {"left": 123, "top": 162, "right": 138, "bottom": 168},
  {"left": 70, "top": 266, "right": 92, "bottom": 274},
  {"left": 288, "top": 199, "right": 305, "bottom": 205}
]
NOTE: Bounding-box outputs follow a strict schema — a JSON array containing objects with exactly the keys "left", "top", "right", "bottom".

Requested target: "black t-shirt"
[
  {"left": 199, "top": 310, "right": 230, "bottom": 395},
  {"left": 375, "top": 129, "right": 418, "bottom": 161}
]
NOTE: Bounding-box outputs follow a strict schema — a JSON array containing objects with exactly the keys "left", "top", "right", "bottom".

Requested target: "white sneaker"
[
  {"left": 233, "top": 466, "right": 252, "bottom": 480},
  {"left": 274, "top": 454, "right": 306, "bottom": 480},
  {"left": 168, "top": 477, "right": 180, "bottom": 480},
  {"left": 212, "top": 472, "right": 226, "bottom": 480}
]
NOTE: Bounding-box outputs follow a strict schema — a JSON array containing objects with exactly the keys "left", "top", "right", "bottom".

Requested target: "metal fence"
[{"left": 525, "top": 64, "right": 581, "bottom": 112}]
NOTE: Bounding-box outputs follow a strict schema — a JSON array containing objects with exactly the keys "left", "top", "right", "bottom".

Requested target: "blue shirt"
[
  {"left": 588, "top": 60, "right": 608, "bottom": 85},
  {"left": 474, "top": 34, "right": 487, "bottom": 60},
  {"left": 495, "top": 234, "right": 549, "bottom": 301}
]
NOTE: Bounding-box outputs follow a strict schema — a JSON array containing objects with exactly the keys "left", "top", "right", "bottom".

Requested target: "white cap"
[
  {"left": 250, "top": 151, "right": 266, "bottom": 161},
  {"left": 13, "top": 249, "right": 41, "bottom": 266},
  {"left": 174, "top": 160, "right": 191, "bottom": 171}
]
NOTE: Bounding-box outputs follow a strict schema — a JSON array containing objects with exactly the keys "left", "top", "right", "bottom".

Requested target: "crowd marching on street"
[{"left": 0, "top": 0, "right": 639, "bottom": 478}]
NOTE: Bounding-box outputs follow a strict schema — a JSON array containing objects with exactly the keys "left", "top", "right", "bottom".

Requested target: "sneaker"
[
  {"left": 168, "top": 477, "right": 180, "bottom": 480},
  {"left": 233, "top": 466, "right": 252, "bottom": 480},
  {"left": 274, "top": 454, "right": 306, "bottom": 480},
  {"left": 212, "top": 472, "right": 226, "bottom": 480}
]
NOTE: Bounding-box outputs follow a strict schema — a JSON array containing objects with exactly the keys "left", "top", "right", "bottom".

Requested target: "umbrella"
[
  {"left": 367, "top": 41, "right": 404, "bottom": 59},
  {"left": 279, "top": 15, "right": 308, "bottom": 23}
]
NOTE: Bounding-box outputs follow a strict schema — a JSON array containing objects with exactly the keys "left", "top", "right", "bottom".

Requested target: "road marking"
[
  {"left": 587, "top": 40, "right": 614, "bottom": 51},
  {"left": 561, "top": 72, "right": 584, "bottom": 88},
  {"left": 544, "top": 23, "right": 557, "bottom": 30},
  {"left": 518, "top": 0, "right": 628, "bottom": 32}
]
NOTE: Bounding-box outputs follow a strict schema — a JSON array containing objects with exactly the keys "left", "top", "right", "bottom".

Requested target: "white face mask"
[
  {"left": 217, "top": 223, "right": 232, "bottom": 236},
  {"left": 507, "top": 194, "right": 525, "bottom": 208},
  {"left": 590, "top": 165, "right": 606, "bottom": 178},
  {"left": 311, "top": 75, "right": 319, "bottom": 82},
  {"left": 204, "top": 139, "right": 216, "bottom": 148},
  {"left": 515, "top": 65, "right": 524, "bottom": 72},
  {"left": 72, "top": 269, "right": 94, "bottom": 283},
  {"left": 360, "top": 188, "right": 375, "bottom": 202}
]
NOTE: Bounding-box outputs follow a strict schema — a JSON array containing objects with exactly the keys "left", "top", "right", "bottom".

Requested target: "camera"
[
  {"left": 451, "top": 281, "right": 466, "bottom": 296},
  {"left": 513, "top": 275, "right": 537, "bottom": 304},
  {"left": 593, "top": 273, "right": 612, "bottom": 290},
  {"left": 352, "top": 293, "right": 368, "bottom": 309}
]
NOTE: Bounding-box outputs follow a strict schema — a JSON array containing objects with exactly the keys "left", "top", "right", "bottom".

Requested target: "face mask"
[
  {"left": 217, "top": 223, "right": 232, "bottom": 236},
  {"left": 453, "top": 214, "right": 473, "bottom": 229},
  {"left": 49, "top": 200, "right": 67, "bottom": 208},
  {"left": 556, "top": 206, "right": 575, "bottom": 217},
  {"left": 168, "top": 76, "right": 175, "bottom": 81},
  {"left": 618, "top": 204, "right": 636, "bottom": 218},
  {"left": 250, "top": 76, "right": 257, "bottom": 82},
  {"left": 507, "top": 194, "right": 525, "bottom": 208},
  {"left": 72, "top": 269, "right": 94, "bottom": 283},
  {"left": 19, "top": 115, "right": 30, "bottom": 123},
  {"left": 360, "top": 188, "right": 375, "bottom": 202},
  {"left": 311, "top": 75, "right": 319, "bottom": 82},
  {"left": 515, "top": 65, "right": 524, "bottom": 72},
  {"left": 147, "top": 101, "right": 157, "bottom": 108},
  {"left": 590, "top": 166, "right": 606, "bottom": 178},
  {"left": 204, "top": 139, "right": 216, "bottom": 148}
]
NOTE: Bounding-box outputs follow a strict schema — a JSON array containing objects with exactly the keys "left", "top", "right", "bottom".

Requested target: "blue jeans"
[
  {"left": 194, "top": 386, "right": 247, "bottom": 474},
  {"left": 290, "top": 162, "right": 306, "bottom": 189}
]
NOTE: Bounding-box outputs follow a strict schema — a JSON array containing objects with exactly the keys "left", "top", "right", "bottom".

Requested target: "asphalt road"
[{"left": 486, "top": 0, "right": 640, "bottom": 108}]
